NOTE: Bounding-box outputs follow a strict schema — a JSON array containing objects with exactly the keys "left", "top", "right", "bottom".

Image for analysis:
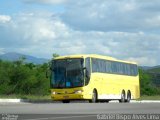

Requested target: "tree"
[
  {"left": 52, "top": 53, "right": 59, "bottom": 59},
  {"left": 0, "top": 59, "right": 50, "bottom": 95},
  {"left": 139, "top": 69, "right": 159, "bottom": 95}
]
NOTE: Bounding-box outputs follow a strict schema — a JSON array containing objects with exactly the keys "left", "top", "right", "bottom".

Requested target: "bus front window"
[{"left": 51, "top": 58, "right": 84, "bottom": 88}]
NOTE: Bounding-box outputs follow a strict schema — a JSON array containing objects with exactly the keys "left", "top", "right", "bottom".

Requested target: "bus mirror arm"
[
  {"left": 83, "top": 67, "right": 86, "bottom": 70},
  {"left": 50, "top": 67, "right": 55, "bottom": 71}
]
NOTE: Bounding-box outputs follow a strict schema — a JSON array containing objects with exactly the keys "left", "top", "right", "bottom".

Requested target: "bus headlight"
[
  {"left": 52, "top": 91, "right": 57, "bottom": 95},
  {"left": 74, "top": 90, "right": 83, "bottom": 94}
]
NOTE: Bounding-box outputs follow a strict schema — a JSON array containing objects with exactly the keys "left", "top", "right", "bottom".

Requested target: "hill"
[
  {"left": 0, "top": 52, "right": 49, "bottom": 64},
  {"left": 146, "top": 66, "right": 160, "bottom": 73},
  {"left": 140, "top": 65, "right": 160, "bottom": 72}
]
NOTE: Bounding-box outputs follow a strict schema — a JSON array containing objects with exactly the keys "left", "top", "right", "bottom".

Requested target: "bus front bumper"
[
  {"left": 51, "top": 92, "right": 92, "bottom": 101},
  {"left": 51, "top": 93, "right": 86, "bottom": 100},
  {"left": 51, "top": 88, "right": 92, "bottom": 101}
]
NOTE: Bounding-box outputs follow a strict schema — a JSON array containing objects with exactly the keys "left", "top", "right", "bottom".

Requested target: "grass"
[
  {"left": 138, "top": 95, "right": 160, "bottom": 100},
  {"left": 0, "top": 94, "right": 51, "bottom": 100}
]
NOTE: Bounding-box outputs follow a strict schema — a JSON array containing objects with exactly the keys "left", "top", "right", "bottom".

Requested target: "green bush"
[
  {"left": 139, "top": 69, "right": 160, "bottom": 96},
  {"left": 0, "top": 59, "right": 50, "bottom": 95}
]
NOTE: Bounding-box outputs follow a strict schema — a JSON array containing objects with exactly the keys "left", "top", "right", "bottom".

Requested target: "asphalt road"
[{"left": 0, "top": 102, "right": 160, "bottom": 120}]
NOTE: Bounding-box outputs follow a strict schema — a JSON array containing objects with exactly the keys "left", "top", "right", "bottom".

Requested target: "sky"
[{"left": 0, "top": 0, "right": 160, "bottom": 66}]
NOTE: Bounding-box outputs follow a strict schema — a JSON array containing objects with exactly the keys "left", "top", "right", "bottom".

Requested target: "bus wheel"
[
  {"left": 89, "top": 90, "right": 97, "bottom": 103},
  {"left": 62, "top": 100, "right": 70, "bottom": 103},
  {"left": 105, "top": 100, "right": 109, "bottom": 103},
  {"left": 119, "top": 90, "right": 125, "bottom": 103},
  {"left": 126, "top": 91, "right": 131, "bottom": 103}
]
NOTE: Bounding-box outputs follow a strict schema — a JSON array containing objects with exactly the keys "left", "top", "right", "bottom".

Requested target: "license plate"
[{"left": 63, "top": 96, "right": 69, "bottom": 99}]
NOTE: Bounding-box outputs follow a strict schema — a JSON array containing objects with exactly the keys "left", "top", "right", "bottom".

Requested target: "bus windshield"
[{"left": 51, "top": 58, "right": 84, "bottom": 88}]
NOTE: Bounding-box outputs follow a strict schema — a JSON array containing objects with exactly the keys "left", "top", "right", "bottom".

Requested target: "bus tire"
[
  {"left": 105, "top": 100, "right": 109, "bottom": 103},
  {"left": 119, "top": 90, "right": 125, "bottom": 103},
  {"left": 89, "top": 90, "right": 97, "bottom": 103},
  {"left": 62, "top": 100, "right": 70, "bottom": 103},
  {"left": 99, "top": 100, "right": 109, "bottom": 103},
  {"left": 126, "top": 91, "right": 131, "bottom": 103}
]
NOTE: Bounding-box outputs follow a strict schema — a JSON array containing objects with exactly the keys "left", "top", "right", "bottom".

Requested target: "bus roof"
[{"left": 54, "top": 54, "right": 137, "bottom": 65}]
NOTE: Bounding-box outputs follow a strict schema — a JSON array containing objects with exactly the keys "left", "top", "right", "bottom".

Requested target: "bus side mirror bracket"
[{"left": 83, "top": 67, "right": 86, "bottom": 70}]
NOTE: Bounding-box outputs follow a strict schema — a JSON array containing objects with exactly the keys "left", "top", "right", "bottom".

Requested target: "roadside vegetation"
[
  {"left": 139, "top": 69, "right": 160, "bottom": 96},
  {"left": 0, "top": 94, "right": 50, "bottom": 100},
  {"left": 0, "top": 54, "right": 160, "bottom": 100},
  {"left": 0, "top": 58, "right": 50, "bottom": 96},
  {"left": 138, "top": 95, "right": 160, "bottom": 100}
]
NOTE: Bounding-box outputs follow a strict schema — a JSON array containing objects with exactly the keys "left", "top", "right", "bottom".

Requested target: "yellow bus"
[{"left": 50, "top": 54, "right": 140, "bottom": 103}]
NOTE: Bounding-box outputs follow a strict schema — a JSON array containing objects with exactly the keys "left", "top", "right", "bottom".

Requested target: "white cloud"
[
  {"left": 1, "top": 0, "right": 160, "bottom": 66},
  {"left": 0, "top": 15, "right": 11, "bottom": 23},
  {"left": 1, "top": 12, "right": 160, "bottom": 66},
  {"left": 0, "top": 48, "right": 5, "bottom": 55},
  {"left": 0, "top": 12, "right": 73, "bottom": 58},
  {"left": 127, "top": 57, "right": 157, "bottom": 67},
  {"left": 61, "top": 0, "right": 160, "bottom": 32},
  {"left": 24, "top": 0, "right": 67, "bottom": 4},
  {"left": 146, "top": 15, "right": 160, "bottom": 27}
]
